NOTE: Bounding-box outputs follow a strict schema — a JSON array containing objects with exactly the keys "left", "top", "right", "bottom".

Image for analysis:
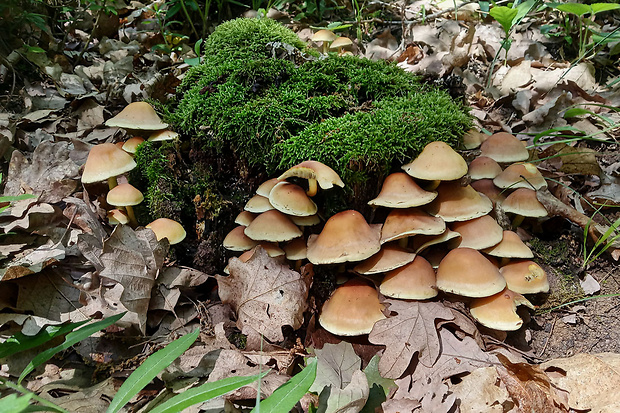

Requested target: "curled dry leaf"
[
  {"left": 216, "top": 247, "right": 309, "bottom": 342},
  {"left": 368, "top": 300, "right": 454, "bottom": 379},
  {"left": 449, "top": 366, "right": 512, "bottom": 412}
]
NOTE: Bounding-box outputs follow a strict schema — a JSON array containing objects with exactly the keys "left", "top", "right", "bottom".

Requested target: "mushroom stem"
[
  {"left": 398, "top": 237, "right": 408, "bottom": 248},
  {"left": 322, "top": 42, "right": 329, "bottom": 54},
  {"left": 306, "top": 178, "right": 318, "bottom": 197},
  {"left": 108, "top": 176, "right": 118, "bottom": 190},
  {"left": 511, "top": 215, "right": 525, "bottom": 228},
  {"left": 425, "top": 180, "right": 441, "bottom": 191},
  {"left": 125, "top": 205, "right": 138, "bottom": 228}
]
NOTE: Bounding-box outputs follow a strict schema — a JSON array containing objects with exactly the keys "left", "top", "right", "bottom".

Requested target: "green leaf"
[
  {"left": 489, "top": 6, "right": 519, "bottom": 35},
  {"left": 361, "top": 355, "right": 395, "bottom": 413},
  {"left": 554, "top": 3, "right": 591, "bottom": 17},
  {"left": 563, "top": 108, "right": 595, "bottom": 118},
  {"left": 0, "top": 194, "right": 36, "bottom": 203},
  {"left": 184, "top": 57, "right": 201, "bottom": 66},
  {"left": 591, "top": 3, "right": 620, "bottom": 14},
  {"left": 18, "top": 313, "right": 124, "bottom": 384},
  {"left": 0, "top": 394, "right": 33, "bottom": 413},
  {"left": 514, "top": 0, "right": 536, "bottom": 22},
  {"left": 0, "top": 320, "right": 90, "bottom": 359},
  {"left": 151, "top": 372, "right": 267, "bottom": 413},
  {"left": 251, "top": 358, "right": 317, "bottom": 413},
  {"left": 106, "top": 329, "right": 199, "bottom": 413}
]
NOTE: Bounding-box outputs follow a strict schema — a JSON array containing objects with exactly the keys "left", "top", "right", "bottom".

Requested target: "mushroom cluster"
[
  {"left": 80, "top": 102, "right": 185, "bottom": 244},
  {"left": 311, "top": 29, "right": 353, "bottom": 55}
]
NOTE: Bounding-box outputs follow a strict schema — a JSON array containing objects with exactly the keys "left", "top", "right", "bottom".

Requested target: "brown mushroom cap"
[
  {"left": 283, "top": 237, "right": 307, "bottom": 261},
  {"left": 380, "top": 255, "right": 438, "bottom": 300},
  {"left": 330, "top": 36, "right": 353, "bottom": 49},
  {"left": 278, "top": 160, "right": 344, "bottom": 190},
  {"left": 353, "top": 244, "right": 416, "bottom": 274},
  {"left": 306, "top": 210, "right": 381, "bottom": 264},
  {"left": 483, "top": 230, "right": 534, "bottom": 259},
  {"left": 501, "top": 188, "right": 548, "bottom": 218},
  {"left": 402, "top": 141, "right": 468, "bottom": 181},
  {"left": 244, "top": 210, "right": 302, "bottom": 242},
  {"left": 146, "top": 218, "right": 186, "bottom": 244},
  {"left": 289, "top": 214, "right": 321, "bottom": 227},
  {"left": 105, "top": 102, "right": 168, "bottom": 131},
  {"left": 122, "top": 137, "right": 145, "bottom": 154},
  {"left": 223, "top": 226, "right": 259, "bottom": 251},
  {"left": 426, "top": 181, "right": 493, "bottom": 222},
  {"left": 493, "top": 163, "right": 546, "bottom": 190},
  {"left": 108, "top": 209, "right": 129, "bottom": 225},
  {"left": 462, "top": 129, "right": 487, "bottom": 149},
  {"left": 312, "top": 29, "right": 338, "bottom": 43},
  {"left": 106, "top": 183, "right": 144, "bottom": 207},
  {"left": 468, "top": 156, "right": 502, "bottom": 180},
  {"left": 256, "top": 178, "right": 281, "bottom": 197},
  {"left": 148, "top": 130, "right": 179, "bottom": 142},
  {"left": 319, "top": 278, "right": 386, "bottom": 336},
  {"left": 412, "top": 228, "right": 461, "bottom": 253},
  {"left": 380, "top": 208, "right": 446, "bottom": 244},
  {"left": 436, "top": 248, "right": 506, "bottom": 297},
  {"left": 244, "top": 194, "right": 274, "bottom": 213},
  {"left": 471, "top": 179, "right": 506, "bottom": 206},
  {"left": 449, "top": 215, "right": 504, "bottom": 250},
  {"left": 480, "top": 132, "right": 529, "bottom": 163},
  {"left": 269, "top": 181, "right": 318, "bottom": 217},
  {"left": 368, "top": 172, "right": 437, "bottom": 208},
  {"left": 500, "top": 260, "right": 549, "bottom": 294},
  {"left": 234, "top": 211, "right": 257, "bottom": 226},
  {"left": 81, "top": 143, "right": 137, "bottom": 184},
  {"left": 469, "top": 288, "right": 534, "bottom": 331}
]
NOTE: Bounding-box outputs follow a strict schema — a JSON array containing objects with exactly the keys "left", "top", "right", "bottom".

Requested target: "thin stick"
[{"left": 537, "top": 314, "right": 557, "bottom": 358}]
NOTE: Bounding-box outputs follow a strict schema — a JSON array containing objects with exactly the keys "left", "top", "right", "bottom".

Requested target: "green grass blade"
[
  {"left": 0, "top": 394, "right": 33, "bottom": 413},
  {"left": 251, "top": 358, "right": 317, "bottom": 413},
  {"left": 0, "top": 194, "right": 36, "bottom": 203},
  {"left": 106, "top": 329, "right": 200, "bottom": 413},
  {"left": 150, "top": 372, "right": 268, "bottom": 413},
  {"left": 0, "top": 320, "right": 90, "bottom": 359},
  {"left": 18, "top": 313, "right": 124, "bottom": 384}
]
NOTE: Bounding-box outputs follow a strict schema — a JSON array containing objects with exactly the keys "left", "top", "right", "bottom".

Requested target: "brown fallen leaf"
[
  {"left": 215, "top": 247, "right": 309, "bottom": 342},
  {"left": 449, "top": 366, "right": 513, "bottom": 412},
  {"left": 368, "top": 300, "right": 454, "bottom": 379},
  {"left": 496, "top": 353, "right": 568, "bottom": 413}
]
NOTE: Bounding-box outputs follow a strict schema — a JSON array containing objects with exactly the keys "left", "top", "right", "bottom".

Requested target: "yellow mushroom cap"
[
  {"left": 81, "top": 143, "right": 137, "bottom": 184},
  {"left": 122, "top": 137, "right": 145, "bottom": 154},
  {"left": 500, "top": 260, "right": 549, "bottom": 294},
  {"left": 244, "top": 194, "right": 274, "bottom": 213},
  {"left": 480, "top": 132, "right": 529, "bottom": 163},
  {"left": 312, "top": 29, "right": 338, "bottom": 43},
  {"left": 106, "top": 183, "right": 144, "bottom": 207},
  {"left": 380, "top": 255, "right": 438, "bottom": 300},
  {"left": 426, "top": 181, "right": 493, "bottom": 222},
  {"left": 278, "top": 160, "right": 344, "bottom": 190},
  {"left": 368, "top": 172, "right": 437, "bottom": 208},
  {"left": 307, "top": 210, "right": 381, "bottom": 264},
  {"left": 493, "top": 163, "right": 546, "bottom": 190},
  {"left": 402, "top": 141, "right": 468, "bottom": 181},
  {"left": 105, "top": 102, "right": 168, "bottom": 131},
  {"left": 450, "top": 215, "right": 503, "bottom": 250},
  {"left": 501, "top": 188, "right": 548, "bottom": 218},
  {"left": 353, "top": 244, "right": 416, "bottom": 274},
  {"left": 146, "top": 218, "right": 186, "bottom": 244},
  {"left": 256, "top": 178, "right": 281, "bottom": 197},
  {"left": 234, "top": 210, "right": 257, "bottom": 226},
  {"left": 289, "top": 214, "right": 321, "bottom": 227},
  {"left": 483, "top": 230, "right": 534, "bottom": 259},
  {"left": 148, "top": 129, "right": 179, "bottom": 142},
  {"left": 243, "top": 210, "right": 302, "bottom": 242},
  {"left": 469, "top": 288, "right": 534, "bottom": 331},
  {"left": 468, "top": 156, "right": 502, "bottom": 180},
  {"left": 330, "top": 36, "right": 353, "bottom": 49},
  {"left": 380, "top": 208, "right": 445, "bottom": 244},
  {"left": 436, "top": 247, "right": 506, "bottom": 297},
  {"left": 319, "top": 278, "right": 386, "bottom": 336},
  {"left": 268, "top": 181, "right": 318, "bottom": 217},
  {"left": 223, "top": 226, "right": 259, "bottom": 251}
]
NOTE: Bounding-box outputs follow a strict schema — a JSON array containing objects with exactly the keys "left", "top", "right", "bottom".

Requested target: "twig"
[{"left": 537, "top": 314, "right": 557, "bottom": 358}]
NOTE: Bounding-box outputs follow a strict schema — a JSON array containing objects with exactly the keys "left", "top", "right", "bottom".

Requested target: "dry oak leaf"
[
  {"left": 216, "top": 247, "right": 309, "bottom": 342},
  {"left": 368, "top": 299, "right": 454, "bottom": 379},
  {"left": 449, "top": 366, "right": 512, "bottom": 412},
  {"left": 541, "top": 352, "right": 620, "bottom": 413}
]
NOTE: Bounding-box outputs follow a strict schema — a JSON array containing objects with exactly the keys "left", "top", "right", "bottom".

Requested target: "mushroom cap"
[
  {"left": 462, "top": 129, "right": 487, "bottom": 149},
  {"left": 289, "top": 214, "right": 321, "bottom": 227},
  {"left": 105, "top": 102, "right": 168, "bottom": 130},
  {"left": 278, "top": 160, "right": 344, "bottom": 190},
  {"left": 449, "top": 215, "right": 504, "bottom": 250},
  {"left": 480, "top": 132, "right": 529, "bottom": 163},
  {"left": 146, "top": 218, "right": 186, "bottom": 244},
  {"left": 501, "top": 188, "right": 548, "bottom": 218},
  {"left": 306, "top": 210, "right": 381, "bottom": 264},
  {"left": 223, "top": 226, "right": 259, "bottom": 251},
  {"left": 319, "top": 278, "right": 386, "bottom": 336},
  {"left": 255, "top": 242, "right": 285, "bottom": 257},
  {"left": 106, "top": 183, "right": 144, "bottom": 207},
  {"left": 380, "top": 208, "right": 446, "bottom": 244},
  {"left": 412, "top": 228, "right": 461, "bottom": 253},
  {"left": 256, "top": 178, "right": 281, "bottom": 197},
  {"left": 234, "top": 210, "right": 257, "bottom": 226},
  {"left": 122, "top": 137, "right": 145, "bottom": 154},
  {"left": 368, "top": 172, "right": 437, "bottom": 208},
  {"left": 436, "top": 248, "right": 506, "bottom": 297},
  {"left": 483, "top": 230, "right": 534, "bottom": 259},
  {"left": 468, "top": 156, "right": 502, "bottom": 180},
  {"left": 269, "top": 181, "right": 318, "bottom": 217},
  {"left": 81, "top": 143, "right": 137, "bottom": 184},
  {"left": 244, "top": 210, "right": 302, "bottom": 242},
  {"left": 244, "top": 194, "right": 274, "bottom": 213},
  {"left": 493, "top": 163, "right": 547, "bottom": 190},
  {"left": 469, "top": 288, "right": 534, "bottom": 331},
  {"left": 283, "top": 237, "right": 307, "bottom": 261},
  {"left": 312, "top": 29, "right": 338, "bottom": 43},
  {"left": 107, "top": 209, "right": 129, "bottom": 225},
  {"left": 148, "top": 129, "right": 179, "bottom": 142},
  {"left": 471, "top": 179, "right": 506, "bottom": 206},
  {"left": 402, "top": 141, "right": 468, "bottom": 181},
  {"left": 426, "top": 181, "right": 493, "bottom": 222},
  {"left": 330, "top": 36, "right": 353, "bottom": 49},
  {"left": 380, "top": 255, "right": 438, "bottom": 300},
  {"left": 353, "top": 244, "right": 416, "bottom": 274},
  {"left": 500, "top": 260, "right": 549, "bottom": 294}
]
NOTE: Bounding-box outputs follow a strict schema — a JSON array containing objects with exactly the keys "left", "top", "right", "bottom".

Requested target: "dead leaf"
[
  {"left": 310, "top": 342, "right": 361, "bottom": 394},
  {"left": 319, "top": 369, "right": 369, "bottom": 413},
  {"left": 215, "top": 247, "right": 308, "bottom": 342},
  {"left": 149, "top": 266, "right": 210, "bottom": 312},
  {"left": 368, "top": 300, "right": 454, "bottom": 379},
  {"left": 0, "top": 241, "right": 66, "bottom": 281},
  {"left": 449, "top": 366, "right": 513, "bottom": 412}
]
